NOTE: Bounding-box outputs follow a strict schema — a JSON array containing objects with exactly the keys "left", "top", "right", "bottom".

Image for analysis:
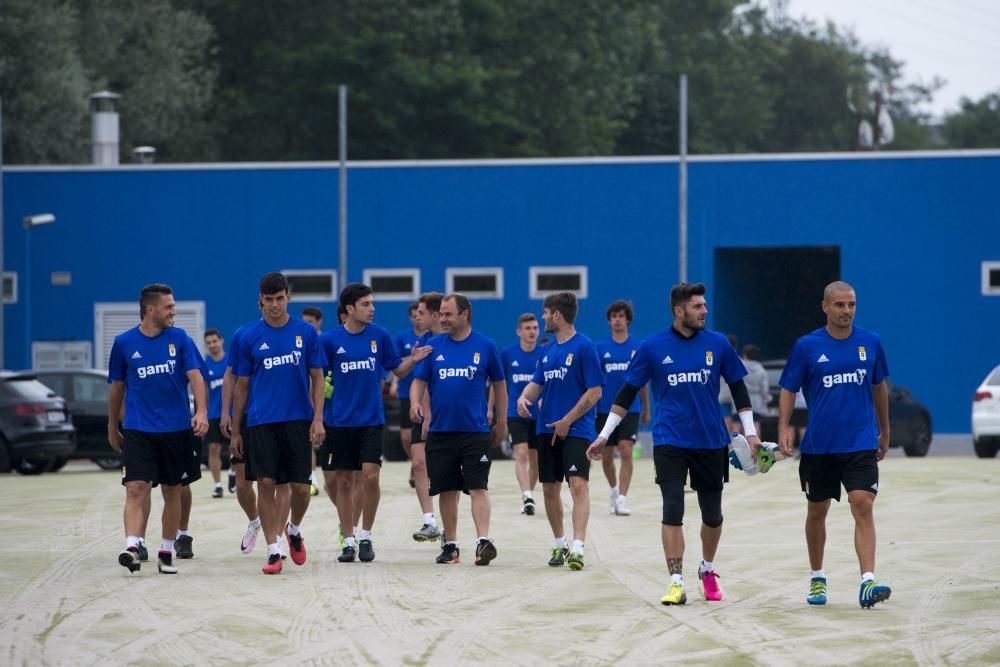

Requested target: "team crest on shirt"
[
  {"left": 295, "top": 335, "right": 303, "bottom": 349},
  {"left": 370, "top": 340, "right": 378, "bottom": 353},
  {"left": 565, "top": 353, "right": 574, "bottom": 366},
  {"left": 168, "top": 343, "right": 176, "bottom": 357},
  {"left": 474, "top": 352, "right": 481, "bottom": 364},
  {"left": 705, "top": 351, "right": 713, "bottom": 366},
  {"left": 858, "top": 346, "right": 867, "bottom": 361}
]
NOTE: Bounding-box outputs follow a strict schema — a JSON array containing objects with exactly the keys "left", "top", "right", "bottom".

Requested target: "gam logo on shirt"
[
  {"left": 665, "top": 369, "right": 711, "bottom": 387},
  {"left": 262, "top": 351, "right": 302, "bottom": 369},
  {"left": 340, "top": 357, "right": 377, "bottom": 374},
  {"left": 511, "top": 373, "right": 534, "bottom": 384},
  {"left": 604, "top": 362, "right": 630, "bottom": 373},
  {"left": 136, "top": 359, "right": 176, "bottom": 379},
  {"left": 438, "top": 365, "right": 478, "bottom": 380},
  {"left": 822, "top": 368, "right": 867, "bottom": 388},
  {"left": 543, "top": 367, "right": 569, "bottom": 382},
  {"left": 209, "top": 377, "right": 224, "bottom": 390}
]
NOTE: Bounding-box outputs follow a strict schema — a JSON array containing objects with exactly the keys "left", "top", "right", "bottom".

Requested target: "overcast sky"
[{"left": 790, "top": 0, "right": 1000, "bottom": 118}]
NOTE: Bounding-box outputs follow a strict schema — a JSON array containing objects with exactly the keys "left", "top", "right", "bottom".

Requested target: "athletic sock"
[
  {"left": 176, "top": 530, "right": 190, "bottom": 539},
  {"left": 126, "top": 535, "right": 141, "bottom": 549},
  {"left": 161, "top": 539, "right": 175, "bottom": 553},
  {"left": 523, "top": 490, "right": 533, "bottom": 500},
  {"left": 359, "top": 529, "right": 372, "bottom": 541},
  {"left": 267, "top": 542, "right": 280, "bottom": 556},
  {"left": 572, "top": 539, "right": 585, "bottom": 554},
  {"left": 700, "top": 560, "right": 714, "bottom": 574},
  {"left": 344, "top": 536, "right": 357, "bottom": 548},
  {"left": 445, "top": 540, "right": 459, "bottom": 547},
  {"left": 137, "top": 537, "right": 145, "bottom": 546},
  {"left": 611, "top": 486, "right": 620, "bottom": 496},
  {"left": 423, "top": 512, "right": 436, "bottom": 526},
  {"left": 554, "top": 536, "right": 567, "bottom": 549},
  {"left": 215, "top": 482, "right": 223, "bottom": 489},
  {"left": 671, "top": 573, "right": 684, "bottom": 586},
  {"left": 477, "top": 536, "right": 491, "bottom": 543},
  {"left": 229, "top": 469, "right": 236, "bottom": 477},
  {"left": 250, "top": 517, "right": 262, "bottom": 529},
  {"left": 310, "top": 471, "right": 318, "bottom": 484},
  {"left": 811, "top": 569, "right": 825, "bottom": 579},
  {"left": 861, "top": 571, "right": 874, "bottom": 583},
  {"left": 287, "top": 522, "right": 300, "bottom": 537}
]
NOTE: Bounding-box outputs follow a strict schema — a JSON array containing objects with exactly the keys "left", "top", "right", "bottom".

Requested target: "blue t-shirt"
[
  {"left": 779, "top": 326, "right": 889, "bottom": 454},
  {"left": 233, "top": 317, "right": 327, "bottom": 427},
  {"left": 625, "top": 328, "right": 746, "bottom": 449},
  {"left": 108, "top": 326, "right": 204, "bottom": 433},
  {"left": 415, "top": 331, "right": 504, "bottom": 433},
  {"left": 204, "top": 354, "right": 228, "bottom": 420},
  {"left": 596, "top": 336, "right": 643, "bottom": 413},
  {"left": 394, "top": 328, "right": 423, "bottom": 401},
  {"left": 321, "top": 323, "right": 402, "bottom": 427},
  {"left": 500, "top": 343, "right": 544, "bottom": 420},
  {"left": 530, "top": 333, "right": 604, "bottom": 441}
]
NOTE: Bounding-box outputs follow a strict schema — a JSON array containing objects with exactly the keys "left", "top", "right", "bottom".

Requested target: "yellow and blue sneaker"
[{"left": 807, "top": 577, "right": 827, "bottom": 605}]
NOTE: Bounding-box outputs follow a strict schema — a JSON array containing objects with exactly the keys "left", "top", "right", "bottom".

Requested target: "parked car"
[
  {"left": 0, "top": 371, "right": 76, "bottom": 474},
  {"left": 757, "top": 360, "right": 933, "bottom": 457},
  {"left": 972, "top": 364, "right": 1000, "bottom": 458},
  {"left": 31, "top": 369, "right": 122, "bottom": 470}
]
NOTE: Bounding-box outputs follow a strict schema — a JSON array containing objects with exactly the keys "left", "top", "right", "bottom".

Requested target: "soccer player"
[
  {"left": 320, "top": 283, "right": 430, "bottom": 563},
  {"left": 392, "top": 302, "right": 424, "bottom": 489},
  {"left": 595, "top": 300, "right": 650, "bottom": 517},
  {"left": 109, "top": 284, "right": 209, "bottom": 575},
  {"left": 230, "top": 272, "right": 327, "bottom": 575},
  {"left": 410, "top": 294, "right": 506, "bottom": 565},
  {"left": 407, "top": 291, "right": 445, "bottom": 542},
  {"left": 587, "top": 283, "right": 759, "bottom": 605},
  {"left": 500, "top": 313, "right": 544, "bottom": 515},
  {"left": 516, "top": 292, "right": 603, "bottom": 571},
  {"left": 777, "top": 281, "right": 892, "bottom": 609},
  {"left": 301, "top": 306, "right": 324, "bottom": 496},
  {"left": 203, "top": 329, "right": 229, "bottom": 499}
]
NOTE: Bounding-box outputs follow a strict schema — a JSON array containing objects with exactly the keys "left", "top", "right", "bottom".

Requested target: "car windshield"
[
  {"left": 987, "top": 366, "right": 1000, "bottom": 386},
  {"left": 1, "top": 377, "right": 57, "bottom": 400}
]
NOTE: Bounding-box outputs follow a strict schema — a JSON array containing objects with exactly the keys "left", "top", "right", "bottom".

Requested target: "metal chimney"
[{"left": 90, "top": 91, "right": 121, "bottom": 165}]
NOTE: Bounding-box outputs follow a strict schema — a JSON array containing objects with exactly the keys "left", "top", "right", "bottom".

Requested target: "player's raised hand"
[
  {"left": 586, "top": 437, "right": 607, "bottom": 461},
  {"left": 410, "top": 345, "right": 433, "bottom": 362}
]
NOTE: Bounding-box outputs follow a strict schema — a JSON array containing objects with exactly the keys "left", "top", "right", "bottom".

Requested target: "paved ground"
[{"left": 1, "top": 454, "right": 998, "bottom": 666}]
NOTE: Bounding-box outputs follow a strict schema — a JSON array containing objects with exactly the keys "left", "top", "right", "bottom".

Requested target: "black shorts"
[
  {"left": 246, "top": 421, "right": 312, "bottom": 485},
  {"left": 203, "top": 418, "right": 230, "bottom": 447},
  {"left": 185, "top": 434, "right": 203, "bottom": 485},
  {"left": 399, "top": 399, "right": 413, "bottom": 429},
  {"left": 121, "top": 429, "right": 197, "bottom": 487},
  {"left": 595, "top": 412, "right": 640, "bottom": 445},
  {"left": 508, "top": 418, "right": 539, "bottom": 449},
  {"left": 538, "top": 435, "right": 591, "bottom": 483},
  {"left": 410, "top": 423, "right": 426, "bottom": 445},
  {"left": 653, "top": 444, "right": 729, "bottom": 491},
  {"left": 426, "top": 431, "right": 492, "bottom": 495},
  {"left": 321, "top": 425, "right": 383, "bottom": 471},
  {"left": 799, "top": 450, "right": 879, "bottom": 503},
  {"left": 791, "top": 408, "right": 809, "bottom": 428}
]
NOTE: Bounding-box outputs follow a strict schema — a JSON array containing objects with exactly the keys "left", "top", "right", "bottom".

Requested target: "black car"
[
  {"left": 0, "top": 371, "right": 76, "bottom": 474},
  {"left": 758, "top": 360, "right": 933, "bottom": 457},
  {"left": 31, "top": 369, "right": 122, "bottom": 470}
]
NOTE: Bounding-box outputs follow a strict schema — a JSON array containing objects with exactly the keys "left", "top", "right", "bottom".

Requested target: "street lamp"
[{"left": 22, "top": 213, "right": 55, "bottom": 369}]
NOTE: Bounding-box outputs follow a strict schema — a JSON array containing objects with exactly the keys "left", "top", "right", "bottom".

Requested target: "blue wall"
[{"left": 4, "top": 152, "right": 1000, "bottom": 432}]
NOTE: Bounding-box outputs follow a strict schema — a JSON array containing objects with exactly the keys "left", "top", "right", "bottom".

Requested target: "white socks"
[
  {"left": 287, "top": 522, "right": 300, "bottom": 537},
  {"left": 126, "top": 535, "right": 140, "bottom": 549},
  {"left": 671, "top": 573, "right": 684, "bottom": 586},
  {"left": 861, "top": 571, "right": 874, "bottom": 583},
  {"left": 423, "top": 512, "right": 437, "bottom": 526},
  {"left": 176, "top": 530, "right": 190, "bottom": 538},
  {"left": 554, "top": 536, "right": 567, "bottom": 549},
  {"left": 359, "top": 529, "right": 372, "bottom": 541},
  {"left": 700, "top": 560, "right": 714, "bottom": 574},
  {"left": 160, "top": 539, "right": 174, "bottom": 553},
  {"left": 811, "top": 569, "right": 825, "bottom": 579},
  {"left": 572, "top": 539, "right": 585, "bottom": 554}
]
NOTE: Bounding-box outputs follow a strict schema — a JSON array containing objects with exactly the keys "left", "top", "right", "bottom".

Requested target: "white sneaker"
[
  {"left": 615, "top": 495, "right": 631, "bottom": 516},
  {"left": 241, "top": 521, "right": 260, "bottom": 554},
  {"left": 609, "top": 489, "right": 619, "bottom": 514}
]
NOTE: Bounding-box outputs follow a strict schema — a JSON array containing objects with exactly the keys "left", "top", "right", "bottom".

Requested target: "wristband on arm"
[{"left": 598, "top": 412, "right": 623, "bottom": 441}]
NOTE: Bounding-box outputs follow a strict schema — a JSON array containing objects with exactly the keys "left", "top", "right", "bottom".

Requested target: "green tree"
[{"left": 943, "top": 92, "right": 1000, "bottom": 148}]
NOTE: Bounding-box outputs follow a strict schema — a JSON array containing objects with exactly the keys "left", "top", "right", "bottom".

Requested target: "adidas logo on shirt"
[
  {"left": 818, "top": 354, "right": 829, "bottom": 363},
  {"left": 337, "top": 347, "right": 347, "bottom": 354},
  {"left": 435, "top": 354, "right": 445, "bottom": 361},
  {"left": 479, "top": 454, "right": 489, "bottom": 462},
  {"left": 661, "top": 356, "right": 674, "bottom": 364},
  {"left": 131, "top": 351, "right": 142, "bottom": 359},
  {"left": 511, "top": 360, "right": 519, "bottom": 367},
  {"left": 603, "top": 352, "right": 611, "bottom": 358},
  {"left": 259, "top": 343, "right": 270, "bottom": 351}
]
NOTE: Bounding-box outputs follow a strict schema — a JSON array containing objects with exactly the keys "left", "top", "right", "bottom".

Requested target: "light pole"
[{"left": 22, "top": 213, "right": 55, "bottom": 369}]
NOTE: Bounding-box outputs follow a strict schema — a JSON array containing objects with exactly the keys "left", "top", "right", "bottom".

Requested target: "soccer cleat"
[
  {"left": 157, "top": 550, "right": 178, "bottom": 574},
  {"left": 614, "top": 495, "right": 631, "bottom": 516},
  {"left": 241, "top": 522, "right": 260, "bottom": 554},
  {"left": 338, "top": 526, "right": 347, "bottom": 550},
  {"left": 338, "top": 545, "right": 357, "bottom": 562},
  {"left": 807, "top": 577, "right": 828, "bottom": 605},
  {"left": 859, "top": 580, "right": 891, "bottom": 608},
  {"left": 567, "top": 551, "right": 585, "bottom": 571},
  {"left": 359, "top": 539, "right": 375, "bottom": 562},
  {"left": 412, "top": 523, "right": 442, "bottom": 542},
  {"left": 548, "top": 547, "right": 569, "bottom": 567},
  {"left": 436, "top": 543, "right": 460, "bottom": 564},
  {"left": 286, "top": 529, "right": 307, "bottom": 566},
  {"left": 175, "top": 535, "right": 194, "bottom": 559},
  {"left": 118, "top": 547, "right": 141, "bottom": 573},
  {"left": 136, "top": 542, "right": 149, "bottom": 562},
  {"left": 228, "top": 471, "right": 237, "bottom": 493},
  {"left": 262, "top": 553, "right": 283, "bottom": 575},
  {"left": 309, "top": 482, "right": 320, "bottom": 497},
  {"left": 699, "top": 569, "right": 723, "bottom": 601},
  {"left": 475, "top": 539, "right": 497, "bottom": 566},
  {"left": 660, "top": 583, "right": 687, "bottom": 605},
  {"left": 521, "top": 497, "right": 536, "bottom": 516},
  {"left": 212, "top": 486, "right": 224, "bottom": 499}
]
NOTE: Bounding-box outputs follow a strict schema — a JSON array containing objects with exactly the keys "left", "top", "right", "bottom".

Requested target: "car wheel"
[
  {"left": 903, "top": 413, "right": 932, "bottom": 457},
  {"left": 94, "top": 457, "right": 123, "bottom": 470},
  {"left": 973, "top": 437, "right": 999, "bottom": 458},
  {"left": 48, "top": 457, "right": 69, "bottom": 472},
  {"left": 0, "top": 437, "right": 11, "bottom": 473},
  {"left": 15, "top": 458, "right": 51, "bottom": 475}
]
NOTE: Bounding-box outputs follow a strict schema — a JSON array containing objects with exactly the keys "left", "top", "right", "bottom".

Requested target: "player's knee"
[
  {"left": 697, "top": 489, "right": 723, "bottom": 528},
  {"left": 659, "top": 480, "right": 684, "bottom": 525}
]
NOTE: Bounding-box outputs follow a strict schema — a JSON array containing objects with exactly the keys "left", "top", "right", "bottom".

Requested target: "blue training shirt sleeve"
[
  {"left": 234, "top": 330, "right": 253, "bottom": 377},
  {"left": 108, "top": 338, "right": 126, "bottom": 383},
  {"left": 183, "top": 335, "right": 204, "bottom": 376},
  {"left": 720, "top": 340, "right": 748, "bottom": 385},
  {"left": 381, "top": 329, "right": 402, "bottom": 372},
  {"left": 487, "top": 340, "right": 504, "bottom": 382},
  {"left": 872, "top": 338, "right": 889, "bottom": 384},
  {"left": 415, "top": 351, "right": 432, "bottom": 383},
  {"left": 582, "top": 341, "right": 604, "bottom": 390},
  {"left": 623, "top": 340, "right": 652, "bottom": 388},
  {"left": 779, "top": 340, "right": 806, "bottom": 393},
  {"left": 307, "top": 328, "right": 326, "bottom": 369}
]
